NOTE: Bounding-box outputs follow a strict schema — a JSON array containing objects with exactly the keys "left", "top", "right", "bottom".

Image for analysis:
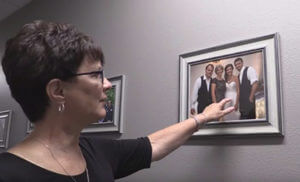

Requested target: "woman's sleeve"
[
  {"left": 211, "top": 78, "right": 216, "bottom": 84},
  {"left": 83, "top": 136, "right": 152, "bottom": 179}
]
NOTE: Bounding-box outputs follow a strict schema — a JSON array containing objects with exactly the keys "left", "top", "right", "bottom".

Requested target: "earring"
[{"left": 58, "top": 103, "right": 65, "bottom": 112}]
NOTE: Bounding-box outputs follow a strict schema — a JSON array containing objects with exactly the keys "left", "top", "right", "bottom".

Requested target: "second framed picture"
[
  {"left": 179, "top": 33, "right": 283, "bottom": 137},
  {"left": 82, "top": 75, "right": 125, "bottom": 133},
  {"left": 0, "top": 110, "right": 12, "bottom": 148}
]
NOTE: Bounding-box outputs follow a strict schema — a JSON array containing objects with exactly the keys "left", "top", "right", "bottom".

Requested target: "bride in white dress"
[{"left": 224, "top": 64, "right": 240, "bottom": 121}]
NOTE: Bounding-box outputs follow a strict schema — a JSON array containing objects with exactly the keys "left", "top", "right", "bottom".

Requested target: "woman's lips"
[{"left": 99, "top": 98, "right": 107, "bottom": 102}]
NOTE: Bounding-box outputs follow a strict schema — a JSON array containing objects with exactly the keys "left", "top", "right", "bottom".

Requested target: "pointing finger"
[
  {"left": 219, "top": 98, "right": 232, "bottom": 107},
  {"left": 222, "top": 106, "right": 235, "bottom": 115}
]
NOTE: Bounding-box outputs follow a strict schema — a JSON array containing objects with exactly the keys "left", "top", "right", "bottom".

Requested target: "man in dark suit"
[
  {"left": 191, "top": 64, "right": 214, "bottom": 115},
  {"left": 103, "top": 100, "right": 113, "bottom": 122},
  {"left": 234, "top": 58, "right": 258, "bottom": 119}
]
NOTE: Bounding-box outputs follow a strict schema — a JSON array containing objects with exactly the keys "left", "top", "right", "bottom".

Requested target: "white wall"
[{"left": 1, "top": 0, "right": 300, "bottom": 181}]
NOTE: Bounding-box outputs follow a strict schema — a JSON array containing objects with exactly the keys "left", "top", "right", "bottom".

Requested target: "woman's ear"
[{"left": 46, "top": 79, "right": 65, "bottom": 103}]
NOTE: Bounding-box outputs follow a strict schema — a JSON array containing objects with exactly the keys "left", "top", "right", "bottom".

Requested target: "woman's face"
[
  {"left": 64, "top": 56, "right": 112, "bottom": 124},
  {"left": 216, "top": 68, "right": 223, "bottom": 77},
  {"left": 225, "top": 66, "right": 233, "bottom": 76}
]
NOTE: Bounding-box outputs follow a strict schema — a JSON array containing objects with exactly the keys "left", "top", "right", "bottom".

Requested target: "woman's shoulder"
[
  {"left": 233, "top": 75, "right": 239, "bottom": 82},
  {"left": 79, "top": 136, "right": 150, "bottom": 148},
  {"left": 79, "top": 135, "right": 113, "bottom": 146},
  {"left": 0, "top": 151, "right": 41, "bottom": 168},
  {"left": 0, "top": 152, "right": 15, "bottom": 163},
  {"left": 79, "top": 136, "right": 123, "bottom": 155},
  {"left": 79, "top": 136, "right": 151, "bottom": 154},
  {"left": 0, "top": 152, "right": 31, "bottom": 180},
  {"left": 212, "top": 77, "right": 225, "bottom": 83},
  {"left": 212, "top": 77, "right": 217, "bottom": 83},
  {"left": 0, "top": 152, "right": 24, "bottom": 165}
]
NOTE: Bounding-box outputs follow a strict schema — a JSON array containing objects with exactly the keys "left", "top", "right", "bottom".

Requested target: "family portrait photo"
[
  {"left": 189, "top": 50, "right": 266, "bottom": 123},
  {"left": 179, "top": 34, "right": 282, "bottom": 136}
]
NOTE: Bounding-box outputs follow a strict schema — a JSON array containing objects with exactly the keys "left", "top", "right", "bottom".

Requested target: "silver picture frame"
[
  {"left": 179, "top": 33, "right": 283, "bottom": 137},
  {"left": 0, "top": 110, "right": 12, "bottom": 148}
]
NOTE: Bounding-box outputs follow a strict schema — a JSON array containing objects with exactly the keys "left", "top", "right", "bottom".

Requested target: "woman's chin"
[{"left": 98, "top": 110, "right": 107, "bottom": 120}]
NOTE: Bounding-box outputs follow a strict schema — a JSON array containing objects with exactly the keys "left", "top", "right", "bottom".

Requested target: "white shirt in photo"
[
  {"left": 191, "top": 75, "right": 211, "bottom": 110},
  {"left": 239, "top": 66, "right": 258, "bottom": 85}
]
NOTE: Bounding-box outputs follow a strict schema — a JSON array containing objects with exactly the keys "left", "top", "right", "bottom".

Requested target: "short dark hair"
[
  {"left": 234, "top": 57, "right": 243, "bottom": 64},
  {"left": 205, "top": 64, "right": 214, "bottom": 70},
  {"left": 1, "top": 20, "right": 104, "bottom": 122}
]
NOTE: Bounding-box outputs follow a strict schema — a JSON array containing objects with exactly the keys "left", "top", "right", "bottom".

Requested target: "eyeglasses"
[{"left": 71, "top": 70, "right": 104, "bottom": 84}]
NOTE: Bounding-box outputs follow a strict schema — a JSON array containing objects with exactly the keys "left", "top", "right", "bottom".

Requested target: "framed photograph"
[
  {"left": 0, "top": 110, "right": 12, "bottom": 148},
  {"left": 179, "top": 33, "right": 283, "bottom": 136},
  {"left": 82, "top": 75, "right": 125, "bottom": 133},
  {"left": 27, "top": 75, "right": 125, "bottom": 134}
]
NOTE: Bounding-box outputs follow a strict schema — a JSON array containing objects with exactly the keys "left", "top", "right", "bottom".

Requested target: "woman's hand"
[{"left": 200, "top": 98, "right": 235, "bottom": 122}]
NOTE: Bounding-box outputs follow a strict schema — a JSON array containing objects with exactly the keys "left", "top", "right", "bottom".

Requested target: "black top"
[
  {"left": 212, "top": 78, "right": 226, "bottom": 102},
  {"left": 239, "top": 67, "right": 254, "bottom": 111},
  {"left": 239, "top": 67, "right": 256, "bottom": 119},
  {"left": 0, "top": 136, "right": 152, "bottom": 182}
]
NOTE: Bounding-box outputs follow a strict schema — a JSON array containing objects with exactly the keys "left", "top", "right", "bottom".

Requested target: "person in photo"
[
  {"left": 234, "top": 57, "right": 258, "bottom": 119},
  {"left": 190, "top": 64, "right": 214, "bottom": 115},
  {"left": 211, "top": 64, "right": 226, "bottom": 121},
  {"left": 223, "top": 64, "right": 240, "bottom": 121}
]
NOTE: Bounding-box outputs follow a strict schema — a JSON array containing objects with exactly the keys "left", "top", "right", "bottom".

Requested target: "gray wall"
[{"left": 1, "top": 0, "right": 300, "bottom": 181}]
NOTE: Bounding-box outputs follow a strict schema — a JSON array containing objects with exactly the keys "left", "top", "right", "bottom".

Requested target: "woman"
[
  {"left": 211, "top": 65, "right": 226, "bottom": 103},
  {"left": 0, "top": 20, "right": 234, "bottom": 181},
  {"left": 211, "top": 65, "right": 226, "bottom": 121},
  {"left": 223, "top": 64, "right": 240, "bottom": 121}
]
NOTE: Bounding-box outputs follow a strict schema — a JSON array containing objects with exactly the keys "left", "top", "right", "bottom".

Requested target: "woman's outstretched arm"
[{"left": 148, "top": 98, "right": 234, "bottom": 161}]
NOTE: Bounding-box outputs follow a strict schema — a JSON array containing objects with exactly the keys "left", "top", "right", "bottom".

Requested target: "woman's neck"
[
  {"left": 31, "top": 122, "right": 80, "bottom": 149},
  {"left": 25, "top": 111, "right": 83, "bottom": 151},
  {"left": 226, "top": 75, "right": 233, "bottom": 82},
  {"left": 217, "top": 75, "right": 223, "bottom": 80}
]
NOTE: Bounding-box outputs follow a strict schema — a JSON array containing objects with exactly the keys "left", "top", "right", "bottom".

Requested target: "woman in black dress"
[
  {"left": 211, "top": 64, "right": 226, "bottom": 103},
  {"left": 211, "top": 65, "right": 226, "bottom": 120}
]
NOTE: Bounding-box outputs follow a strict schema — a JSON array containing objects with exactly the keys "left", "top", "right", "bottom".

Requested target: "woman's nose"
[{"left": 103, "top": 78, "right": 112, "bottom": 90}]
